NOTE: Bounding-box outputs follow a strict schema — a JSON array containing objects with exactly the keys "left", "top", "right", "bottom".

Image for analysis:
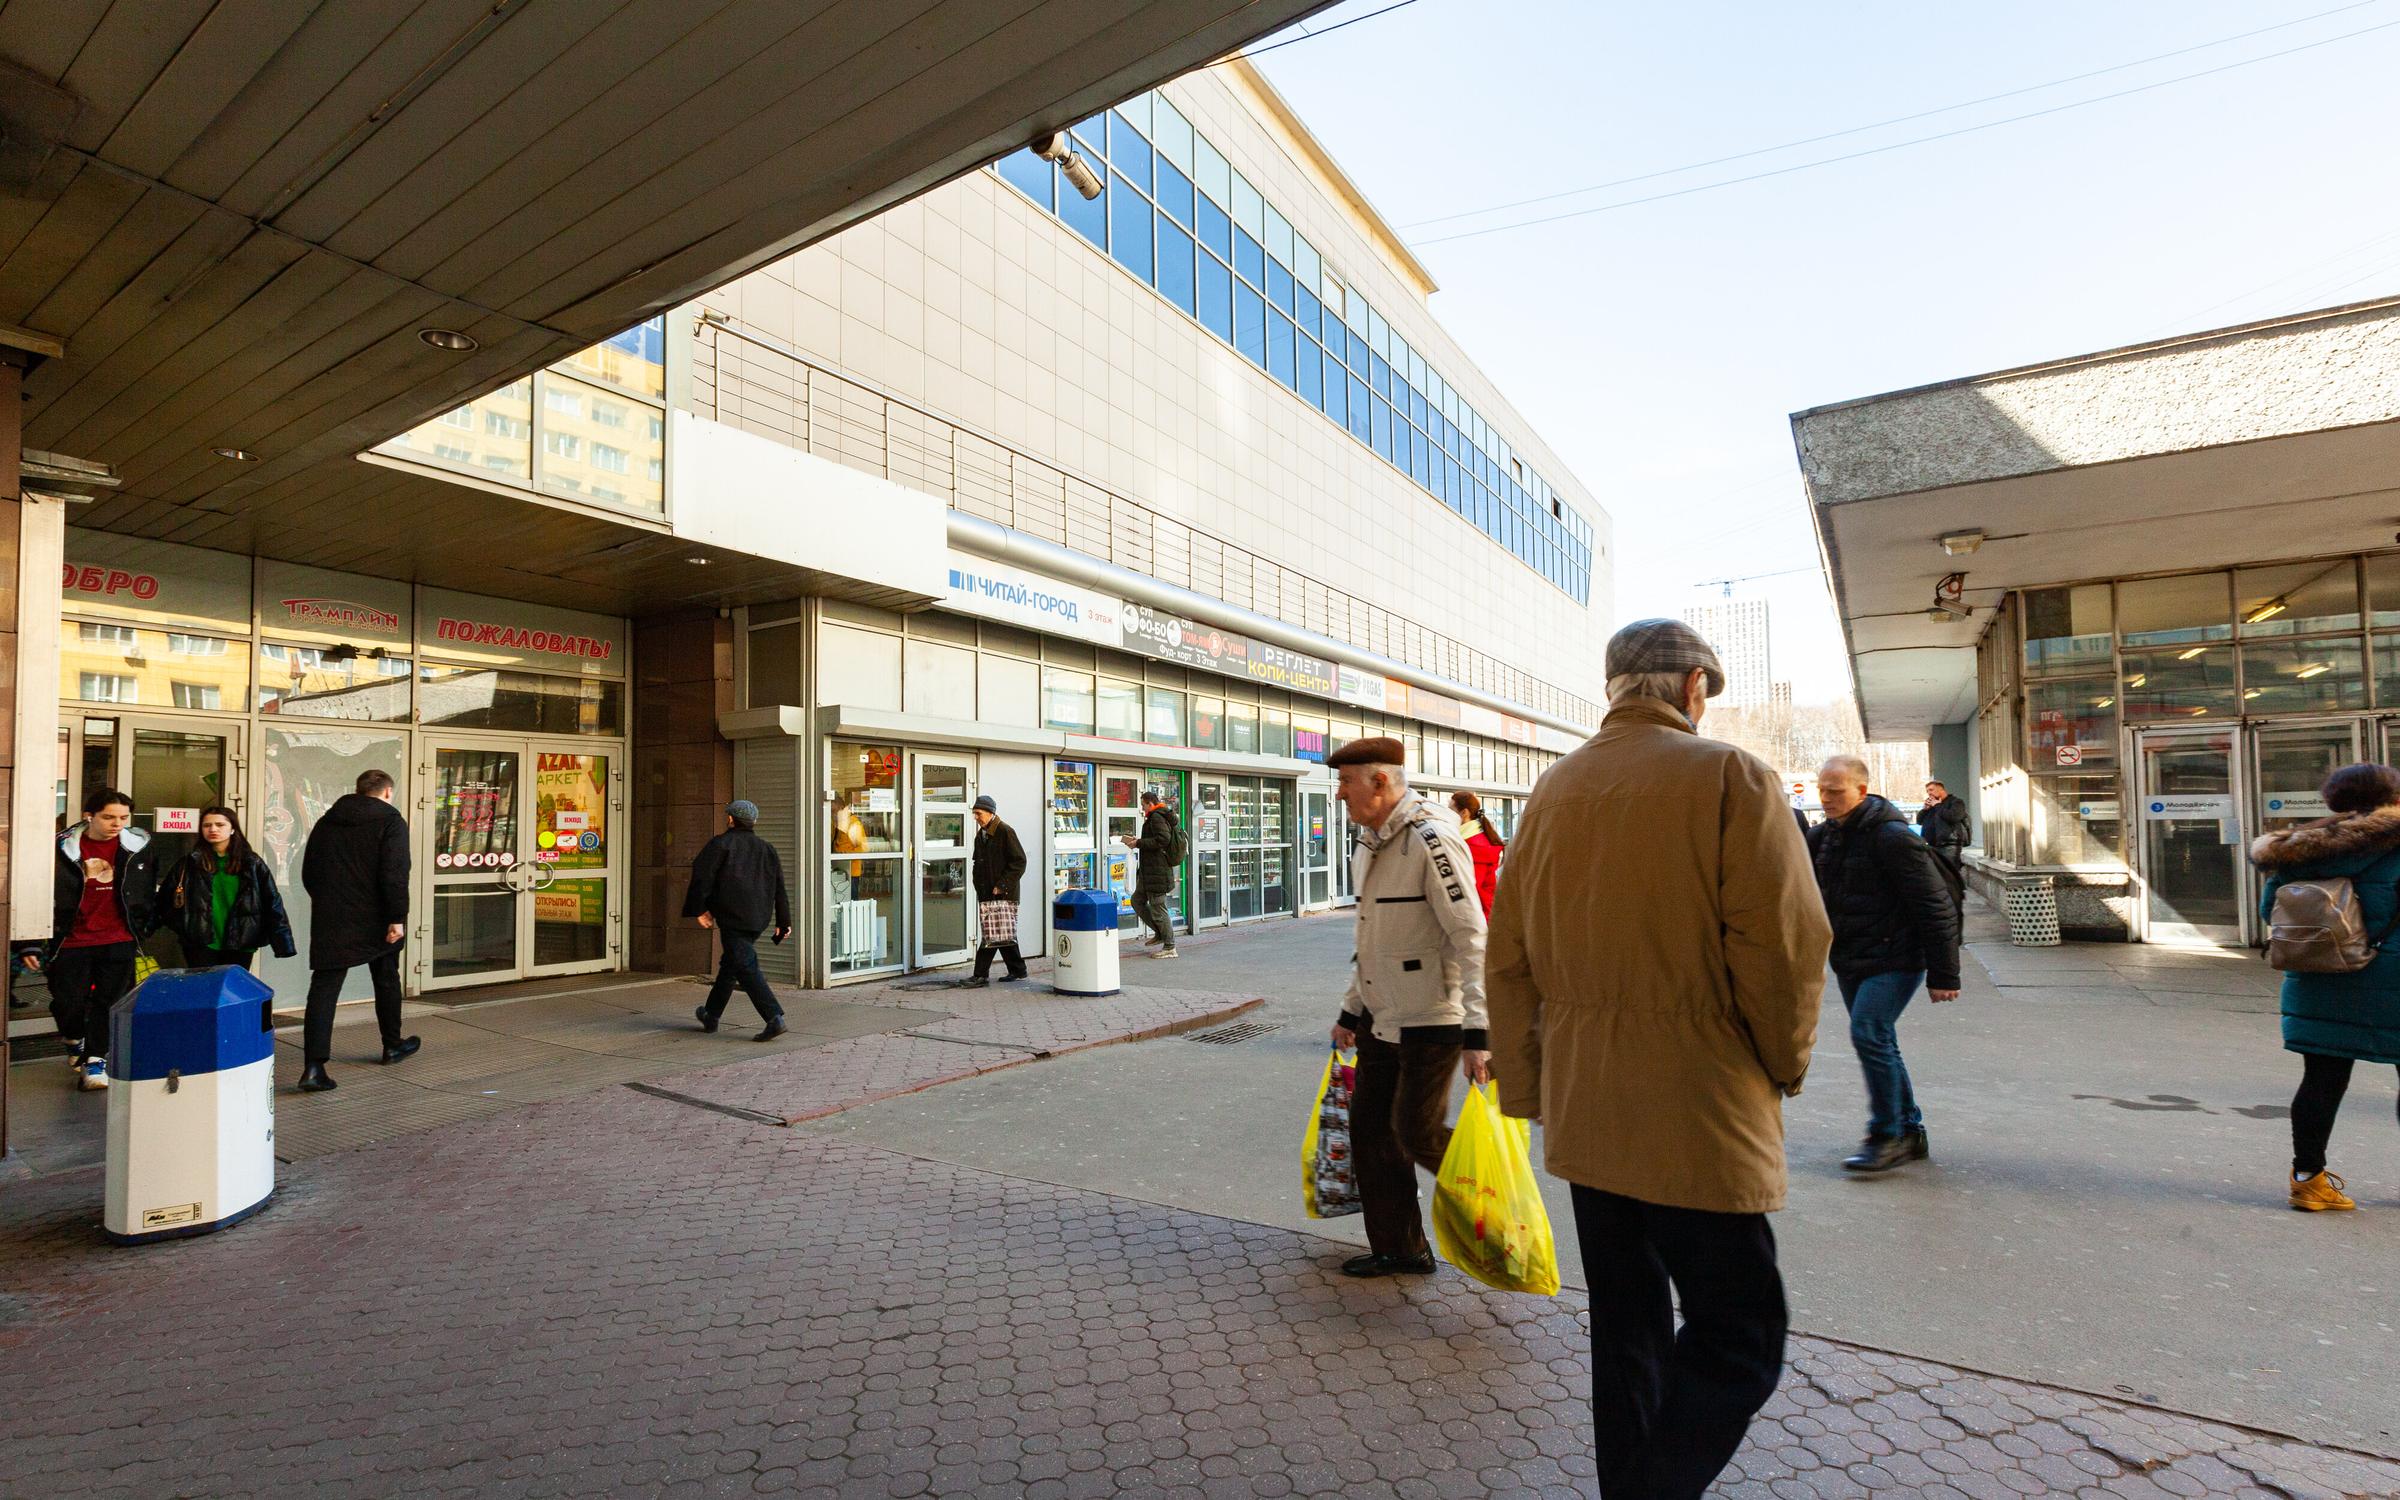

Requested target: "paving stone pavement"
[{"left": 4, "top": 1077, "right": 2395, "bottom": 1499}]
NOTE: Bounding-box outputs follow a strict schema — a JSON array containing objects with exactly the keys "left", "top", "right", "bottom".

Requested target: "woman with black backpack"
[
  {"left": 2251, "top": 761, "right": 2400, "bottom": 1212},
  {"left": 161, "top": 805, "right": 297, "bottom": 973}
]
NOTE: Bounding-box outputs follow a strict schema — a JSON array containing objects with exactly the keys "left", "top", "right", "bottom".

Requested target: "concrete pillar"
[{"left": 632, "top": 610, "right": 733, "bottom": 975}]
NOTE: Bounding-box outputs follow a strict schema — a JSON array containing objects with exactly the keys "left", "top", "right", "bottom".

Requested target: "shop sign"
[
  {"left": 2142, "top": 795, "right": 2232, "bottom": 819},
  {"left": 417, "top": 587, "right": 626, "bottom": 677},
  {"left": 154, "top": 807, "right": 199, "bottom": 833},
  {"left": 1335, "top": 664, "right": 1390, "bottom": 711},
  {"left": 2264, "top": 792, "right": 2330, "bottom": 818},
  {"left": 63, "top": 527, "right": 251, "bottom": 633},
  {"left": 1292, "top": 728, "right": 1327, "bottom": 763},
  {"left": 257, "top": 560, "right": 411, "bottom": 645},
  {"left": 941, "top": 552, "right": 1116, "bottom": 644},
  {"left": 1406, "top": 686, "right": 1464, "bottom": 728},
  {"left": 1114, "top": 600, "right": 1337, "bottom": 696},
  {"left": 2077, "top": 800, "right": 2122, "bottom": 821}
]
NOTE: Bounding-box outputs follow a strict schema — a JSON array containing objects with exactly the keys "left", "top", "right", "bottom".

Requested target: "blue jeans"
[
  {"left": 702, "top": 929, "right": 784, "bottom": 1025},
  {"left": 1838, "top": 970, "right": 1924, "bottom": 1139}
]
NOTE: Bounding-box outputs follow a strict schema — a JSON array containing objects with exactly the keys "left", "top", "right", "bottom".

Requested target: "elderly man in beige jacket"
[{"left": 1488, "top": 618, "right": 1832, "bottom": 1500}]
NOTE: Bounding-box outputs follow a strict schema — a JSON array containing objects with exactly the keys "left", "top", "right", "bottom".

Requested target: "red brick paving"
[{"left": 3, "top": 1070, "right": 2394, "bottom": 1499}]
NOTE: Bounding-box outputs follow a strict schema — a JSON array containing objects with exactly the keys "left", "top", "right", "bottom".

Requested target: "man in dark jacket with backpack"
[
  {"left": 685, "top": 799, "right": 792, "bottom": 1040},
  {"left": 1916, "top": 779, "right": 1971, "bottom": 913},
  {"left": 1810, "top": 756, "right": 1962, "bottom": 1173},
  {"left": 299, "top": 769, "right": 417, "bottom": 1093},
  {"left": 1120, "top": 788, "right": 1183, "bottom": 959}
]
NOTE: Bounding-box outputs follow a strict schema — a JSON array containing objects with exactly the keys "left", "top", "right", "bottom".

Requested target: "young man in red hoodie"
[{"left": 30, "top": 787, "right": 161, "bottom": 1090}]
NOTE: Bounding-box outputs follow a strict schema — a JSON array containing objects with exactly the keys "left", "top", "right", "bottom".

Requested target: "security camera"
[{"left": 1034, "top": 132, "right": 1104, "bottom": 201}]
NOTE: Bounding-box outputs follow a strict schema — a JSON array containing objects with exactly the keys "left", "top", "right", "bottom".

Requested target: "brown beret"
[{"left": 1325, "top": 735, "right": 1406, "bottom": 768}]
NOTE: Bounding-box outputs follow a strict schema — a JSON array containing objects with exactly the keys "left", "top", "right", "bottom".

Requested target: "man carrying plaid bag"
[{"left": 968, "top": 795, "right": 1029, "bottom": 986}]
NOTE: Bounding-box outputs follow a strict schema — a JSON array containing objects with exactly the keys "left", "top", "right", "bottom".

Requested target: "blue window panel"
[
  {"left": 1234, "top": 229, "right": 1263, "bottom": 289},
  {"left": 1296, "top": 337, "right": 1322, "bottom": 406},
  {"left": 1071, "top": 115, "right": 1104, "bottom": 158},
  {"left": 1294, "top": 284, "right": 1320, "bottom": 342},
  {"left": 1196, "top": 193, "right": 1231, "bottom": 258},
  {"left": 1371, "top": 397, "right": 1393, "bottom": 462},
  {"left": 1410, "top": 388, "right": 1428, "bottom": 428},
  {"left": 1347, "top": 375, "right": 1370, "bottom": 441},
  {"left": 1266, "top": 259, "right": 1294, "bottom": 314},
  {"left": 1323, "top": 363, "right": 1347, "bottom": 425},
  {"left": 996, "top": 150, "right": 1053, "bottom": 210},
  {"left": 1445, "top": 456, "right": 1462, "bottom": 507},
  {"left": 1196, "top": 251, "right": 1233, "bottom": 342},
  {"left": 1268, "top": 309, "right": 1295, "bottom": 387},
  {"left": 1234, "top": 281, "right": 1266, "bottom": 366},
  {"left": 1109, "top": 175, "right": 1152, "bottom": 282},
  {"left": 1369, "top": 352, "right": 1390, "bottom": 399},
  {"left": 1110, "top": 112, "right": 1152, "bottom": 194},
  {"left": 1157, "top": 160, "right": 1194, "bottom": 227},
  {"left": 1156, "top": 215, "right": 1196, "bottom": 315},
  {"left": 1059, "top": 166, "right": 1107, "bottom": 250},
  {"left": 1340, "top": 327, "right": 1360, "bottom": 369},
  {"left": 1411, "top": 426, "right": 1430, "bottom": 487}
]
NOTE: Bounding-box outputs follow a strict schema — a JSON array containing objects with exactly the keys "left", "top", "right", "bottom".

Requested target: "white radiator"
[{"left": 834, "top": 900, "right": 885, "bottom": 962}]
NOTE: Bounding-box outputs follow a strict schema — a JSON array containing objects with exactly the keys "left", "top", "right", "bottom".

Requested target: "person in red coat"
[{"left": 1449, "top": 791, "right": 1506, "bottom": 918}]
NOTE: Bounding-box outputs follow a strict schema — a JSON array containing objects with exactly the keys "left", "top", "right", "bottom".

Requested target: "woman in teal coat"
[{"left": 2251, "top": 761, "right": 2400, "bottom": 1212}]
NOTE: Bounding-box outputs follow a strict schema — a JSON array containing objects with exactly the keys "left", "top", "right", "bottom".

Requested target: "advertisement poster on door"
[{"left": 535, "top": 754, "right": 607, "bottom": 871}]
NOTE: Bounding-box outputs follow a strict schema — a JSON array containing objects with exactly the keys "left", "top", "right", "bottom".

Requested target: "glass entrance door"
[
  {"left": 426, "top": 739, "right": 619, "bottom": 989},
  {"left": 1302, "top": 789, "right": 1332, "bottom": 909},
  {"left": 911, "top": 752, "right": 974, "bottom": 968},
  {"left": 2251, "top": 721, "right": 2357, "bottom": 834},
  {"left": 1194, "top": 778, "right": 1228, "bottom": 928},
  {"left": 62, "top": 712, "right": 244, "bottom": 967},
  {"left": 2133, "top": 729, "right": 2244, "bottom": 946}
]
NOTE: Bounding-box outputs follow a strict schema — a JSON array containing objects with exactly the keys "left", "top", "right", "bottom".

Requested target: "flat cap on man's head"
[
  {"left": 726, "top": 799, "right": 759, "bottom": 827},
  {"left": 1325, "top": 735, "right": 1406, "bottom": 769},
  {"left": 1605, "top": 618, "right": 1726, "bottom": 697}
]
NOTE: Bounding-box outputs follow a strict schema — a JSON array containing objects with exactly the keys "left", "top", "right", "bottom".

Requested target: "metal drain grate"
[{"left": 1186, "top": 1021, "right": 1285, "bottom": 1046}]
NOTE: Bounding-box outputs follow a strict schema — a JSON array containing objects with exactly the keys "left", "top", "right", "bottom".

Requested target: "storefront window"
[
  {"left": 258, "top": 646, "right": 412, "bottom": 721},
  {"left": 1144, "top": 687, "right": 1186, "bottom": 745},
  {"left": 1096, "top": 678, "right": 1142, "bottom": 740},
  {"left": 828, "top": 742, "right": 902, "bottom": 975},
  {"left": 2119, "top": 644, "right": 2235, "bottom": 721},
  {"left": 1041, "top": 668, "right": 1094, "bottom": 733},
  {"left": 2117, "top": 572, "right": 2228, "bottom": 647},
  {"left": 2236, "top": 560, "right": 2358, "bottom": 637},
  {"left": 2376, "top": 634, "right": 2400, "bottom": 707},
  {"left": 1225, "top": 702, "right": 1257, "bottom": 754},
  {"left": 2241, "top": 638, "right": 2366, "bottom": 714},
  {"left": 2029, "top": 774, "right": 2123, "bottom": 867},
  {"left": 63, "top": 625, "right": 250, "bottom": 711},
  {"left": 418, "top": 665, "right": 622, "bottom": 735},
  {"left": 2021, "top": 584, "right": 2112, "bottom": 676},
  {"left": 1050, "top": 760, "right": 1097, "bottom": 898},
  {"left": 2024, "top": 676, "right": 2115, "bottom": 768},
  {"left": 1261, "top": 707, "right": 1291, "bottom": 758},
  {"left": 1190, "top": 696, "right": 1225, "bottom": 750},
  {"left": 2367, "top": 555, "right": 2400, "bottom": 627}
]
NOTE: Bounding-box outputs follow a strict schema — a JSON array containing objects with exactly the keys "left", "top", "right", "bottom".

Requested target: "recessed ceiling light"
[
  {"left": 418, "top": 327, "right": 478, "bottom": 351},
  {"left": 212, "top": 446, "right": 258, "bottom": 462},
  {"left": 685, "top": 555, "right": 711, "bottom": 565},
  {"left": 1938, "top": 530, "right": 1984, "bottom": 556}
]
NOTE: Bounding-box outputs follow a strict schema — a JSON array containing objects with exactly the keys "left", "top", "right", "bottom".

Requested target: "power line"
[
  {"left": 1227, "top": 0, "right": 1423, "bottom": 62},
  {"left": 2154, "top": 221, "right": 2400, "bottom": 333},
  {"left": 1411, "top": 17, "right": 2400, "bottom": 249},
  {"left": 1399, "top": 1, "right": 2385, "bottom": 232}
]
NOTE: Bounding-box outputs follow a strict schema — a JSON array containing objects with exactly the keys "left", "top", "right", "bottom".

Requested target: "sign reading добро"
[{"left": 62, "top": 528, "right": 251, "bottom": 634}]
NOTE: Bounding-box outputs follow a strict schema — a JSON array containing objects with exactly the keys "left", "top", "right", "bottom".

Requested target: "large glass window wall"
[{"left": 993, "top": 93, "right": 1592, "bottom": 603}]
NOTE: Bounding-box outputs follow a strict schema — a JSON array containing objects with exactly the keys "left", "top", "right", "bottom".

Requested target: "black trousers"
[
  {"left": 701, "top": 929, "right": 784, "bottom": 1025},
  {"left": 972, "top": 942, "right": 1027, "bottom": 980},
  {"left": 1572, "top": 1185, "right": 1788, "bottom": 1500},
  {"left": 46, "top": 940, "right": 138, "bottom": 1059},
  {"left": 304, "top": 949, "right": 406, "bottom": 1065},
  {"left": 2291, "top": 1051, "right": 2400, "bottom": 1176},
  {"left": 1931, "top": 847, "right": 1966, "bottom": 911},
  {"left": 1350, "top": 1028, "right": 1460, "bottom": 1260}
]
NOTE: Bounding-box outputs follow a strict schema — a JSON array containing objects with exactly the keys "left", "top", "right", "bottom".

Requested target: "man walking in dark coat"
[
  {"left": 1916, "top": 779, "right": 1970, "bottom": 913},
  {"left": 968, "top": 794, "right": 1028, "bottom": 985},
  {"left": 298, "top": 769, "right": 417, "bottom": 1093},
  {"left": 685, "top": 799, "right": 792, "bottom": 1040},
  {"left": 1810, "top": 756, "right": 1963, "bottom": 1173},
  {"left": 1119, "top": 788, "right": 1181, "bottom": 959}
]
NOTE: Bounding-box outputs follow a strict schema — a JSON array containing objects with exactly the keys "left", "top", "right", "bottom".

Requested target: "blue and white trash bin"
[
  {"left": 104, "top": 967, "right": 277, "bottom": 1244},
  {"left": 1050, "top": 889, "right": 1122, "bottom": 997}
]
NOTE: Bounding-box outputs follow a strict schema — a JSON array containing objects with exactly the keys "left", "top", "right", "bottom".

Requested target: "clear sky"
[{"left": 1251, "top": 0, "right": 2400, "bottom": 707}]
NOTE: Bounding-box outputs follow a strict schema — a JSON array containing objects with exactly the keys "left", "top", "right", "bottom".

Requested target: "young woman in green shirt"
[{"left": 162, "top": 806, "right": 296, "bottom": 972}]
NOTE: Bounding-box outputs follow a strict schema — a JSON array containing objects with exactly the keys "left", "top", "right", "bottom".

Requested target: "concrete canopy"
[
  {"left": 1792, "top": 297, "right": 2400, "bottom": 740},
  {"left": 0, "top": 0, "right": 1328, "bottom": 597}
]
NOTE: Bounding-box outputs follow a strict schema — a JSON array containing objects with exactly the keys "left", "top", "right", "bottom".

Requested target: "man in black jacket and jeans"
[
  {"left": 1810, "top": 756, "right": 1963, "bottom": 1173},
  {"left": 298, "top": 769, "right": 417, "bottom": 1093},
  {"left": 1916, "top": 779, "right": 1971, "bottom": 914},
  {"left": 685, "top": 799, "right": 792, "bottom": 1040}
]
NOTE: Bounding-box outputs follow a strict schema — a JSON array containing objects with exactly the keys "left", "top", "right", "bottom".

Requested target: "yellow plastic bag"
[
  {"left": 1302, "top": 1048, "right": 1361, "bottom": 1219},
  {"left": 1432, "top": 1083, "right": 1560, "bottom": 1295}
]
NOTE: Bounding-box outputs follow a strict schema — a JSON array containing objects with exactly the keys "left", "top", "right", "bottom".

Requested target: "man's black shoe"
[
  {"left": 694, "top": 1005, "right": 718, "bottom": 1033},
  {"left": 959, "top": 977, "right": 990, "bottom": 989},
  {"left": 755, "top": 1019, "right": 789, "bottom": 1043},
  {"left": 380, "top": 1036, "right": 422, "bottom": 1065},
  {"left": 1002, "top": 970, "right": 1029, "bottom": 983},
  {"left": 1905, "top": 1127, "right": 1931, "bottom": 1162},
  {"left": 296, "top": 1063, "right": 337, "bottom": 1093},
  {"left": 1842, "top": 1135, "right": 1913, "bottom": 1173},
  {"left": 1340, "top": 1251, "right": 1437, "bottom": 1278}
]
